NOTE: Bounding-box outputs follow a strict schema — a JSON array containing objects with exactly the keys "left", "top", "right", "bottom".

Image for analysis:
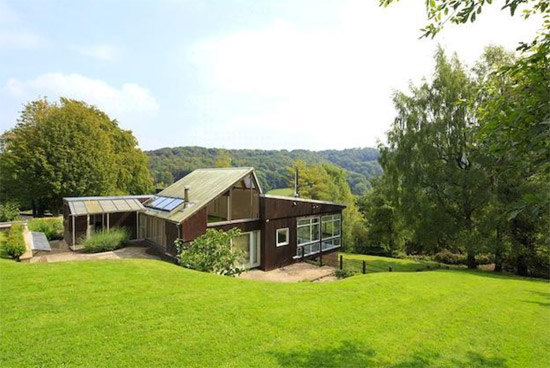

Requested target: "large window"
[
  {"left": 297, "top": 217, "right": 320, "bottom": 245},
  {"left": 276, "top": 228, "right": 289, "bottom": 247},
  {"left": 296, "top": 217, "right": 320, "bottom": 257},
  {"left": 321, "top": 214, "right": 341, "bottom": 251}
]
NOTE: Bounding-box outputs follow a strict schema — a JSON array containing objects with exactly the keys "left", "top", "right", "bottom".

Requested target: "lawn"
[
  {"left": 266, "top": 187, "right": 294, "bottom": 196},
  {"left": 1, "top": 258, "right": 549, "bottom": 368},
  {"left": 339, "top": 252, "right": 458, "bottom": 273}
]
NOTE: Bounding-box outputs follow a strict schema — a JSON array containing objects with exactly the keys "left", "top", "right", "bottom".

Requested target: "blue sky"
[{"left": 0, "top": 0, "right": 541, "bottom": 150}]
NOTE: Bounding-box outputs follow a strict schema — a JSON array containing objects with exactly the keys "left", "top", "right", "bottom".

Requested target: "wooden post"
[
  {"left": 362, "top": 260, "right": 366, "bottom": 274},
  {"left": 72, "top": 215, "right": 76, "bottom": 246},
  {"left": 339, "top": 255, "right": 343, "bottom": 270},
  {"left": 86, "top": 215, "right": 90, "bottom": 238},
  {"left": 107, "top": 213, "right": 110, "bottom": 230}
]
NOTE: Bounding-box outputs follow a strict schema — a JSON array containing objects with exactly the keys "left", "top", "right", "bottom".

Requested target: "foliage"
[
  {"left": 379, "top": 48, "right": 491, "bottom": 268},
  {"left": 0, "top": 201, "right": 19, "bottom": 222},
  {"left": 0, "top": 98, "right": 153, "bottom": 216},
  {"left": 379, "top": 0, "right": 549, "bottom": 50},
  {"left": 266, "top": 187, "right": 294, "bottom": 196},
  {"left": 334, "top": 268, "right": 355, "bottom": 279},
  {"left": 2, "top": 223, "right": 26, "bottom": 260},
  {"left": 27, "top": 218, "right": 63, "bottom": 240},
  {"left": 215, "top": 150, "right": 232, "bottom": 168},
  {"left": 175, "top": 228, "right": 245, "bottom": 276},
  {"left": 2, "top": 258, "right": 549, "bottom": 367},
  {"left": 146, "top": 146, "right": 381, "bottom": 195},
  {"left": 434, "top": 250, "right": 467, "bottom": 265},
  {"left": 82, "top": 228, "right": 130, "bottom": 253},
  {"left": 290, "top": 161, "right": 366, "bottom": 253},
  {"left": 357, "top": 176, "right": 404, "bottom": 257}
]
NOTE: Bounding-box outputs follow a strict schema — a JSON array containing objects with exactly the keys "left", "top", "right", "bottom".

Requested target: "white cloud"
[
  {"left": 76, "top": 44, "right": 120, "bottom": 61},
  {"left": 0, "top": 29, "right": 47, "bottom": 49},
  {"left": 187, "top": 0, "right": 542, "bottom": 149},
  {"left": 6, "top": 73, "right": 159, "bottom": 116}
]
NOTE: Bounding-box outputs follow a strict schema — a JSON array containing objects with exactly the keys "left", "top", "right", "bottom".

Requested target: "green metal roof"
[{"left": 143, "top": 167, "right": 260, "bottom": 223}]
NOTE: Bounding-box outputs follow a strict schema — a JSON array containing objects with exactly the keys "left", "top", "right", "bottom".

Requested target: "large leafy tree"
[
  {"left": 380, "top": 48, "right": 491, "bottom": 268},
  {"left": 476, "top": 46, "right": 550, "bottom": 276},
  {"left": 0, "top": 98, "right": 153, "bottom": 215}
]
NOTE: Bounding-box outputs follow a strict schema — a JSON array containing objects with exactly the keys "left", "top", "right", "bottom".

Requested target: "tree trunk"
[
  {"left": 494, "top": 225, "right": 503, "bottom": 272},
  {"left": 466, "top": 251, "right": 477, "bottom": 269},
  {"left": 516, "top": 254, "right": 528, "bottom": 276},
  {"left": 465, "top": 216, "right": 476, "bottom": 269}
]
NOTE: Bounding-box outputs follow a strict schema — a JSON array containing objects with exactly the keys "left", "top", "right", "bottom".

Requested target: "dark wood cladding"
[
  {"left": 260, "top": 195, "right": 345, "bottom": 271},
  {"left": 208, "top": 219, "right": 261, "bottom": 233},
  {"left": 261, "top": 196, "right": 345, "bottom": 220},
  {"left": 181, "top": 207, "right": 207, "bottom": 243},
  {"left": 165, "top": 221, "right": 180, "bottom": 256},
  {"left": 261, "top": 217, "right": 296, "bottom": 270}
]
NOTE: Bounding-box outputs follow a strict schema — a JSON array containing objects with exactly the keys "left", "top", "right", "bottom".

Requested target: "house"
[{"left": 63, "top": 167, "right": 345, "bottom": 271}]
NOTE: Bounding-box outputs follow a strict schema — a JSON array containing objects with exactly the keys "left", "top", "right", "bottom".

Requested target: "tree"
[
  {"left": 358, "top": 177, "right": 404, "bottom": 256},
  {"left": 380, "top": 48, "right": 491, "bottom": 268},
  {"left": 476, "top": 46, "right": 550, "bottom": 276},
  {"left": 0, "top": 98, "right": 153, "bottom": 215},
  {"left": 174, "top": 228, "right": 246, "bottom": 276},
  {"left": 215, "top": 150, "right": 232, "bottom": 168},
  {"left": 379, "top": 0, "right": 549, "bottom": 51}
]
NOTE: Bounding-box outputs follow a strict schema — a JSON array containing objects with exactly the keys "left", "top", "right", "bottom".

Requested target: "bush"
[
  {"left": 334, "top": 269, "right": 355, "bottom": 279},
  {"left": 83, "top": 228, "right": 130, "bottom": 253},
  {"left": 0, "top": 201, "right": 20, "bottom": 222},
  {"left": 434, "top": 250, "right": 467, "bottom": 265},
  {"left": 175, "top": 228, "right": 245, "bottom": 276},
  {"left": 28, "top": 218, "right": 64, "bottom": 240},
  {"left": 2, "top": 223, "right": 26, "bottom": 260},
  {"left": 475, "top": 253, "right": 493, "bottom": 266}
]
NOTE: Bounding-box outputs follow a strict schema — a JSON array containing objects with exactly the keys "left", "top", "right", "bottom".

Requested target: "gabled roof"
[{"left": 143, "top": 167, "right": 261, "bottom": 223}]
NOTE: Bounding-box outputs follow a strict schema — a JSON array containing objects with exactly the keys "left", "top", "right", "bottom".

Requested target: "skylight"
[{"left": 145, "top": 196, "right": 184, "bottom": 212}]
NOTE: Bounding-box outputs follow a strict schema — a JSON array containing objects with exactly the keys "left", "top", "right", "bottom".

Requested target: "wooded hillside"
[{"left": 146, "top": 146, "right": 381, "bottom": 194}]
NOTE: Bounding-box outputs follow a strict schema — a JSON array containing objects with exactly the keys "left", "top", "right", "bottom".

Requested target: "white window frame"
[
  {"left": 276, "top": 228, "right": 289, "bottom": 247},
  {"left": 321, "top": 214, "right": 342, "bottom": 251},
  {"left": 296, "top": 216, "right": 320, "bottom": 247}
]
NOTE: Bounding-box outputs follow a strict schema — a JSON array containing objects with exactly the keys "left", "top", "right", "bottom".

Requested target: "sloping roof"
[
  {"left": 65, "top": 196, "right": 150, "bottom": 216},
  {"left": 143, "top": 167, "right": 259, "bottom": 223},
  {"left": 261, "top": 194, "right": 346, "bottom": 208}
]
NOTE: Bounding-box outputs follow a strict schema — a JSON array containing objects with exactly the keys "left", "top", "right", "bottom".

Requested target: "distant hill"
[{"left": 145, "top": 146, "right": 382, "bottom": 195}]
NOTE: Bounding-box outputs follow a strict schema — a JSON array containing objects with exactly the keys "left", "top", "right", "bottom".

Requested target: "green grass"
[
  {"left": 267, "top": 187, "right": 294, "bottom": 196},
  {"left": 339, "top": 252, "right": 459, "bottom": 273},
  {"left": 1, "top": 259, "right": 549, "bottom": 368}
]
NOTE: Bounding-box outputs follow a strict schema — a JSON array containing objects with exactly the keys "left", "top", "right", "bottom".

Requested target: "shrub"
[
  {"left": 2, "top": 223, "right": 26, "bottom": 260},
  {"left": 0, "top": 201, "right": 20, "bottom": 222},
  {"left": 334, "top": 269, "right": 355, "bottom": 279},
  {"left": 434, "top": 250, "right": 466, "bottom": 265},
  {"left": 83, "top": 228, "right": 130, "bottom": 253},
  {"left": 475, "top": 253, "right": 493, "bottom": 266},
  {"left": 175, "top": 228, "right": 245, "bottom": 276},
  {"left": 28, "top": 218, "right": 64, "bottom": 240}
]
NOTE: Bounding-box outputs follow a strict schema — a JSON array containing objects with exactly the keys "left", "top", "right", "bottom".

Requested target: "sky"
[{"left": 0, "top": 0, "right": 542, "bottom": 151}]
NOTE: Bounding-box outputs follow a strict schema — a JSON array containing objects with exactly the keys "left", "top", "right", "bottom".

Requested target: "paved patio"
[
  {"left": 30, "top": 244, "right": 162, "bottom": 263},
  {"left": 239, "top": 262, "right": 336, "bottom": 282}
]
